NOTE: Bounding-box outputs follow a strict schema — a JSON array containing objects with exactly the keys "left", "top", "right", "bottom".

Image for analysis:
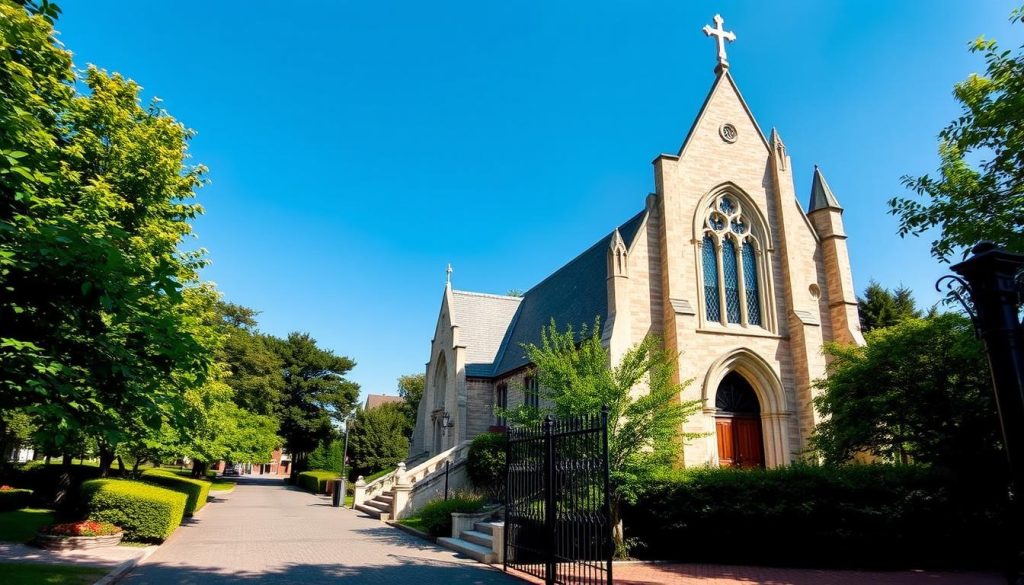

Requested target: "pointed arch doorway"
[{"left": 714, "top": 372, "right": 765, "bottom": 468}]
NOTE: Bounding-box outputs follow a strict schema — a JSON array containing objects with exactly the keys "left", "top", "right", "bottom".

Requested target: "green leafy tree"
[
  {"left": 812, "top": 313, "right": 1001, "bottom": 473},
  {"left": 0, "top": 409, "right": 35, "bottom": 466},
  {"left": 307, "top": 439, "right": 345, "bottom": 473},
  {"left": 216, "top": 302, "right": 285, "bottom": 417},
  {"left": 0, "top": 3, "right": 215, "bottom": 477},
  {"left": 348, "top": 402, "right": 410, "bottom": 477},
  {"left": 858, "top": 280, "right": 922, "bottom": 332},
  {"left": 890, "top": 5, "right": 1024, "bottom": 261},
  {"left": 512, "top": 320, "right": 703, "bottom": 554},
  {"left": 270, "top": 333, "right": 359, "bottom": 469},
  {"left": 397, "top": 373, "right": 424, "bottom": 436}
]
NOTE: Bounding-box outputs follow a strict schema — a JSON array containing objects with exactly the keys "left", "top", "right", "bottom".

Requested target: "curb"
[
  {"left": 386, "top": 520, "right": 436, "bottom": 543},
  {"left": 92, "top": 545, "right": 158, "bottom": 585}
]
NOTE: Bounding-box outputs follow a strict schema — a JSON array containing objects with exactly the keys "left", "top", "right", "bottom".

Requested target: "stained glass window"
[
  {"left": 722, "top": 238, "right": 741, "bottom": 323},
  {"left": 702, "top": 194, "right": 769, "bottom": 329},
  {"left": 742, "top": 241, "right": 761, "bottom": 326},
  {"left": 702, "top": 235, "right": 720, "bottom": 322}
]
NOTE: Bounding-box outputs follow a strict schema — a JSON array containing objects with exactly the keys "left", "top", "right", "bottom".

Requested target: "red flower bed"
[
  {"left": 0, "top": 485, "right": 15, "bottom": 491},
  {"left": 41, "top": 521, "right": 122, "bottom": 537}
]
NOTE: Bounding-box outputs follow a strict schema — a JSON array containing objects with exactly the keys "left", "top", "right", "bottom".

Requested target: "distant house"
[{"left": 364, "top": 394, "right": 404, "bottom": 410}]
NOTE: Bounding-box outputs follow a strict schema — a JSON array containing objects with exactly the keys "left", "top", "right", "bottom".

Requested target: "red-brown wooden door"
[{"left": 716, "top": 416, "right": 764, "bottom": 468}]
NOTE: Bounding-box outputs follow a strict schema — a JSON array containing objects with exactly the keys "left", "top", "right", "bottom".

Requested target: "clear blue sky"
[{"left": 57, "top": 1, "right": 1021, "bottom": 401}]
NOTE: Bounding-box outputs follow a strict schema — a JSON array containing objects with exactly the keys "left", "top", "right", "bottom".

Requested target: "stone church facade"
[{"left": 412, "top": 21, "right": 863, "bottom": 468}]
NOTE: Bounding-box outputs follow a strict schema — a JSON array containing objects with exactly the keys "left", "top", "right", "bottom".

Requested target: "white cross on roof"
[{"left": 703, "top": 14, "right": 736, "bottom": 70}]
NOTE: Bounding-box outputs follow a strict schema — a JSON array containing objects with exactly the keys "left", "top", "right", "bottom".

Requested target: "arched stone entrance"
[
  {"left": 714, "top": 372, "right": 764, "bottom": 468},
  {"left": 702, "top": 348, "right": 791, "bottom": 468}
]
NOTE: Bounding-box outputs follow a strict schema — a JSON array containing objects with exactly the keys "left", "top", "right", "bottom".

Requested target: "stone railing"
[
  {"left": 391, "top": 440, "right": 473, "bottom": 520},
  {"left": 352, "top": 441, "right": 473, "bottom": 517},
  {"left": 353, "top": 468, "right": 399, "bottom": 507}
]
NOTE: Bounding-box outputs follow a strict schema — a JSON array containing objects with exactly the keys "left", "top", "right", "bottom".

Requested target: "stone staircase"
[
  {"left": 437, "top": 520, "right": 503, "bottom": 564},
  {"left": 354, "top": 492, "right": 393, "bottom": 519}
]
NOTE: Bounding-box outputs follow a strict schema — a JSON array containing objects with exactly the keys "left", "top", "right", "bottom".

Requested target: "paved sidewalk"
[
  {"left": 613, "top": 562, "right": 1002, "bottom": 585},
  {"left": 119, "top": 475, "right": 519, "bottom": 584},
  {"left": 0, "top": 541, "right": 151, "bottom": 568}
]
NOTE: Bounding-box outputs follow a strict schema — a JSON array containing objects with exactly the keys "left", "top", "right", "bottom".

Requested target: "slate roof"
[
  {"left": 364, "top": 394, "right": 404, "bottom": 410},
  {"left": 450, "top": 290, "right": 523, "bottom": 377},
  {"left": 451, "top": 208, "right": 647, "bottom": 378},
  {"left": 808, "top": 165, "right": 842, "bottom": 212}
]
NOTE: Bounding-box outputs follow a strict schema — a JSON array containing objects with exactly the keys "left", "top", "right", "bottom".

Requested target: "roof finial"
[
  {"left": 703, "top": 14, "right": 736, "bottom": 72},
  {"left": 445, "top": 263, "right": 453, "bottom": 285}
]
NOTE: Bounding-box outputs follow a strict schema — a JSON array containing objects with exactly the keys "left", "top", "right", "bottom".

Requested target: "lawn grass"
[
  {"left": 344, "top": 494, "right": 353, "bottom": 508},
  {"left": 397, "top": 515, "right": 428, "bottom": 534},
  {"left": 0, "top": 562, "right": 108, "bottom": 585},
  {"left": 0, "top": 508, "right": 55, "bottom": 543},
  {"left": 209, "top": 479, "right": 236, "bottom": 492}
]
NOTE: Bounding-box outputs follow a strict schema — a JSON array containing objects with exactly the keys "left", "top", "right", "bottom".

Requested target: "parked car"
[{"left": 222, "top": 465, "right": 241, "bottom": 477}]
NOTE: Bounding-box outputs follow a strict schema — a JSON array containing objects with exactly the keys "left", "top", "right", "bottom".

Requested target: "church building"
[{"left": 411, "top": 15, "right": 863, "bottom": 468}]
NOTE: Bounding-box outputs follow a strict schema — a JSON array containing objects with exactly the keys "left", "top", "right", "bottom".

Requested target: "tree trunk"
[
  {"left": 116, "top": 455, "right": 125, "bottom": 475},
  {"left": 53, "top": 454, "right": 74, "bottom": 507},
  {"left": 191, "top": 460, "right": 207, "bottom": 479},
  {"left": 132, "top": 458, "right": 147, "bottom": 477},
  {"left": 45, "top": 454, "right": 51, "bottom": 465},
  {"left": 97, "top": 445, "right": 115, "bottom": 478}
]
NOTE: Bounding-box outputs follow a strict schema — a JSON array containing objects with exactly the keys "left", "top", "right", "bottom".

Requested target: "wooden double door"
[{"left": 716, "top": 415, "right": 764, "bottom": 468}]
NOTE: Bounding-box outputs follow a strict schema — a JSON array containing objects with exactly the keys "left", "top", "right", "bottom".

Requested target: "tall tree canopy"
[
  {"left": 890, "top": 5, "right": 1024, "bottom": 261},
  {"left": 812, "top": 313, "right": 1001, "bottom": 474},
  {"left": 0, "top": 2, "right": 213, "bottom": 468},
  {"left": 858, "top": 280, "right": 923, "bottom": 332},
  {"left": 216, "top": 302, "right": 285, "bottom": 417},
  {"left": 347, "top": 402, "right": 410, "bottom": 478},
  {"left": 271, "top": 333, "right": 359, "bottom": 466},
  {"left": 396, "top": 373, "right": 424, "bottom": 436}
]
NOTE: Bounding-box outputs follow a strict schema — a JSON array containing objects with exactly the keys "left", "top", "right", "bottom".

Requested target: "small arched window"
[{"left": 700, "top": 194, "right": 764, "bottom": 328}]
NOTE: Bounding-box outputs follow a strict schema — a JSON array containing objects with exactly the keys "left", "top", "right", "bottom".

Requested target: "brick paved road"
[{"left": 119, "top": 476, "right": 518, "bottom": 585}]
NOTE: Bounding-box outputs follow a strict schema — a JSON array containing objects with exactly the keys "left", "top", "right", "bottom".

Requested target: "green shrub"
[
  {"left": 467, "top": 432, "right": 506, "bottom": 501},
  {"left": 141, "top": 469, "right": 212, "bottom": 515},
  {"left": 81, "top": 479, "right": 186, "bottom": 542},
  {"left": 0, "top": 488, "right": 33, "bottom": 511},
  {"left": 12, "top": 464, "right": 102, "bottom": 508},
  {"left": 622, "top": 464, "right": 1009, "bottom": 569},
  {"left": 297, "top": 470, "right": 339, "bottom": 494},
  {"left": 416, "top": 494, "right": 485, "bottom": 536}
]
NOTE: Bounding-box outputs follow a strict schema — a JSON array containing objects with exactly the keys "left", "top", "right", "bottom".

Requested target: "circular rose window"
[{"left": 720, "top": 123, "right": 738, "bottom": 143}]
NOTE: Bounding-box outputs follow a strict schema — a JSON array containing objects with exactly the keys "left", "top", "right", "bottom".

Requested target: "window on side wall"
[{"left": 524, "top": 375, "right": 540, "bottom": 409}]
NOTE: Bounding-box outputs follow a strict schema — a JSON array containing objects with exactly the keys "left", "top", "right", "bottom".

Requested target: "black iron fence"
[{"left": 504, "top": 407, "right": 612, "bottom": 585}]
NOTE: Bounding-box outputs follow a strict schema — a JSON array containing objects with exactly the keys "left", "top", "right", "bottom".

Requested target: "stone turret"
[
  {"left": 604, "top": 228, "right": 632, "bottom": 363},
  {"left": 806, "top": 166, "right": 864, "bottom": 346}
]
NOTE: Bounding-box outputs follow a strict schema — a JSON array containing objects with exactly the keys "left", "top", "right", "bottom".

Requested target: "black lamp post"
[{"left": 943, "top": 242, "right": 1024, "bottom": 583}]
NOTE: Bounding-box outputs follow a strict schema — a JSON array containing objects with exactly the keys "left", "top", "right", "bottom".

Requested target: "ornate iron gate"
[{"left": 504, "top": 407, "right": 612, "bottom": 585}]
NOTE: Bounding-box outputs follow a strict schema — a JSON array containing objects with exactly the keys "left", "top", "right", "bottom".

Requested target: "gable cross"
[
  {"left": 446, "top": 263, "right": 453, "bottom": 285},
  {"left": 703, "top": 14, "right": 736, "bottom": 70}
]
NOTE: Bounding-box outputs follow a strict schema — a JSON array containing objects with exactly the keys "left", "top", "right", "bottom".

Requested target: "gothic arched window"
[{"left": 700, "top": 194, "right": 765, "bottom": 328}]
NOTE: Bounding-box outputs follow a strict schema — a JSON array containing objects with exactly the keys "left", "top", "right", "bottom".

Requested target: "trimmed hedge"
[
  {"left": 467, "top": 432, "right": 506, "bottom": 502},
  {"left": 141, "top": 469, "right": 212, "bottom": 515},
  {"left": 417, "top": 494, "right": 485, "bottom": 536},
  {"left": 297, "top": 470, "right": 339, "bottom": 494},
  {"left": 81, "top": 479, "right": 186, "bottom": 542},
  {"left": 9, "top": 464, "right": 102, "bottom": 508},
  {"left": 0, "top": 488, "right": 33, "bottom": 511},
  {"left": 622, "top": 464, "right": 1009, "bottom": 570}
]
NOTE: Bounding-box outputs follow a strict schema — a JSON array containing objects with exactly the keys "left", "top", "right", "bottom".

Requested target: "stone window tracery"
[{"left": 700, "top": 194, "right": 764, "bottom": 328}]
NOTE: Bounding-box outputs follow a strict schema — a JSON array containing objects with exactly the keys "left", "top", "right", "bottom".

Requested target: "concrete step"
[
  {"left": 366, "top": 499, "right": 391, "bottom": 513},
  {"left": 354, "top": 503, "right": 385, "bottom": 519},
  {"left": 437, "top": 537, "right": 497, "bottom": 564},
  {"left": 460, "top": 529, "right": 492, "bottom": 548},
  {"left": 474, "top": 521, "right": 501, "bottom": 536},
  {"left": 375, "top": 494, "right": 394, "bottom": 503}
]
